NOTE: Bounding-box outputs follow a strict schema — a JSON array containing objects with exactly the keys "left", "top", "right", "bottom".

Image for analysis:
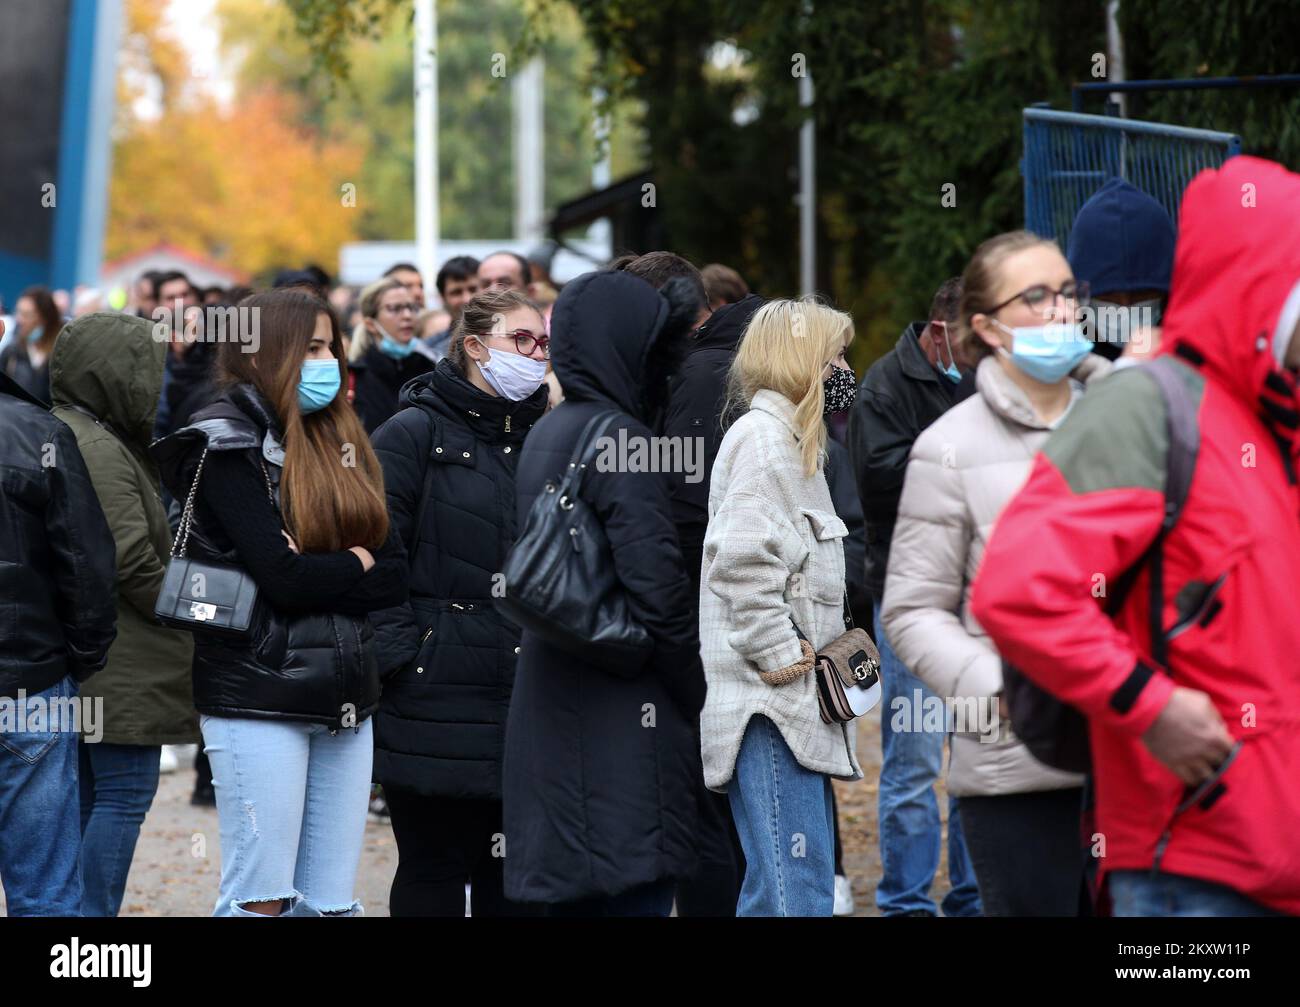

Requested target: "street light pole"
[
  {"left": 799, "top": 70, "right": 816, "bottom": 296},
  {"left": 414, "top": 0, "right": 439, "bottom": 300}
]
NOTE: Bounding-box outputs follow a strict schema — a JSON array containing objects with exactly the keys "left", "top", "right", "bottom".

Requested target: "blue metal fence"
[{"left": 1022, "top": 108, "right": 1241, "bottom": 248}]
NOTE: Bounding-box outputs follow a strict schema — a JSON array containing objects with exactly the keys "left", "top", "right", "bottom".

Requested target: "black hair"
[
  {"left": 303, "top": 263, "right": 332, "bottom": 289},
  {"left": 383, "top": 262, "right": 421, "bottom": 279},
  {"left": 152, "top": 270, "right": 193, "bottom": 300},
  {"left": 435, "top": 255, "right": 482, "bottom": 296},
  {"left": 929, "top": 276, "right": 963, "bottom": 324}
]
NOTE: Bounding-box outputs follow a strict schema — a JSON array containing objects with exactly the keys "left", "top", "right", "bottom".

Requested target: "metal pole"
[
  {"left": 1106, "top": 0, "right": 1127, "bottom": 117},
  {"left": 414, "top": 0, "right": 438, "bottom": 297},
  {"left": 798, "top": 71, "right": 816, "bottom": 297},
  {"left": 513, "top": 57, "right": 545, "bottom": 243},
  {"left": 589, "top": 86, "right": 611, "bottom": 254}
]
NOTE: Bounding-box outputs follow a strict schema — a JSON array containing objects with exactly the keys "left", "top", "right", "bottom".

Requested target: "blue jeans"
[
  {"left": 727, "top": 715, "right": 835, "bottom": 917},
  {"left": 78, "top": 741, "right": 162, "bottom": 917},
  {"left": 1110, "top": 871, "right": 1285, "bottom": 918},
  {"left": 201, "top": 715, "right": 373, "bottom": 917},
  {"left": 0, "top": 676, "right": 83, "bottom": 916},
  {"left": 874, "top": 604, "right": 981, "bottom": 917}
]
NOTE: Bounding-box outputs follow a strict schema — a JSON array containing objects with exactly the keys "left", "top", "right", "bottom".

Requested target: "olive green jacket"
[{"left": 50, "top": 312, "right": 199, "bottom": 745}]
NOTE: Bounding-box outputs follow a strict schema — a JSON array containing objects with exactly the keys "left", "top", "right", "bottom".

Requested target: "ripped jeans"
[{"left": 200, "top": 715, "right": 372, "bottom": 917}]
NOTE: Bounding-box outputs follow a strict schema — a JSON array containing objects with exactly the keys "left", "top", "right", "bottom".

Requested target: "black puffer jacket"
[
  {"left": 153, "top": 384, "right": 405, "bottom": 728},
  {"left": 503, "top": 270, "right": 704, "bottom": 905},
  {"left": 0, "top": 373, "right": 117, "bottom": 698},
  {"left": 661, "top": 292, "right": 764, "bottom": 592},
  {"left": 846, "top": 323, "right": 965, "bottom": 606},
  {"left": 370, "top": 360, "right": 548, "bottom": 798},
  {"left": 352, "top": 342, "right": 437, "bottom": 434}
]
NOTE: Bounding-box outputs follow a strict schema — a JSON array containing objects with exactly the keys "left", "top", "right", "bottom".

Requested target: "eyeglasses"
[
  {"left": 381, "top": 302, "right": 420, "bottom": 315},
  {"left": 490, "top": 328, "right": 550, "bottom": 358},
  {"left": 985, "top": 281, "right": 1090, "bottom": 316}
]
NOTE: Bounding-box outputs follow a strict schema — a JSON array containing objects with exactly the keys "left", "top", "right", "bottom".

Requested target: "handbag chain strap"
[{"left": 172, "top": 445, "right": 275, "bottom": 559}]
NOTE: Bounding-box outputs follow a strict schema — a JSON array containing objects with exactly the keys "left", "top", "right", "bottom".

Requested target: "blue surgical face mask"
[
  {"left": 933, "top": 322, "right": 961, "bottom": 383},
  {"left": 298, "top": 358, "right": 341, "bottom": 414},
  {"left": 373, "top": 321, "right": 414, "bottom": 359},
  {"left": 992, "top": 319, "right": 1093, "bottom": 383}
]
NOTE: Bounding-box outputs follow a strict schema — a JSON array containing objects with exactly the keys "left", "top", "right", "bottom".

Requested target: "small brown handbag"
[{"left": 794, "top": 598, "right": 883, "bottom": 724}]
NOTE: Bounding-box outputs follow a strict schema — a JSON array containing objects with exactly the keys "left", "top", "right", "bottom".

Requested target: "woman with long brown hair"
[
  {"left": 153, "top": 288, "right": 407, "bottom": 917},
  {"left": 0, "top": 285, "right": 63, "bottom": 402}
]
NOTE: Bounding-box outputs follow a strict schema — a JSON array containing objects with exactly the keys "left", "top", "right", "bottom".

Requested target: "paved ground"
[{"left": 5, "top": 707, "right": 957, "bottom": 917}]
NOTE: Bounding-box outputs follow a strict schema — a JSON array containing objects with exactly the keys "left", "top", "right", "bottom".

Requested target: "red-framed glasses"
[{"left": 492, "top": 328, "right": 550, "bottom": 357}]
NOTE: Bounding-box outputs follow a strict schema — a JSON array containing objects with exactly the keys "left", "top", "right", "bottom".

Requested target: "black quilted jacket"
[
  {"left": 369, "top": 360, "right": 548, "bottom": 798},
  {"left": 0, "top": 373, "right": 117, "bottom": 698}
]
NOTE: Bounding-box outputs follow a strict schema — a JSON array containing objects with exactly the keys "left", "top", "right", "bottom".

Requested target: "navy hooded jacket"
[{"left": 1067, "top": 177, "right": 1176, "bottom": 297}]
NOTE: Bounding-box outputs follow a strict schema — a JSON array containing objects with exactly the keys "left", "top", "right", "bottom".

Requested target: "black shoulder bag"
[
  {"left": 498, "top": 410, "right": 652, "bottom": 673},
  {"left": 154, "top": 445, "right": 271, "bottom": 638}
]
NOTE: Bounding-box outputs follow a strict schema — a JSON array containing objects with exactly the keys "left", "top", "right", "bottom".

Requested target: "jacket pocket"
[
  {"left": 402, "top": 600, "right": 495, "bottom": 687},
  {"left": 798, "top": 507, "right": 848, "bottom": 604}
]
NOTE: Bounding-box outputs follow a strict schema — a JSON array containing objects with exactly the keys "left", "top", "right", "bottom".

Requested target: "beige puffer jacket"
[{"left": 880, "top": 354, "right": 1108, "bottom": 797}]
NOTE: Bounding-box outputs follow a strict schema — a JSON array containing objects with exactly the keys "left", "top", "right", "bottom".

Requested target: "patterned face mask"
[{"left": 822, "top": 363, "right": 857, "bottom": 415}]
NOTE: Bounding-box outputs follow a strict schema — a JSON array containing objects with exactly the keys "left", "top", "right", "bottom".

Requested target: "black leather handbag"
[
  {"left": 154, "top": 445, "right": 267, "bottom": 638},
  {"left": 498, "top": 410, "right": 652, "bottom": 673}
]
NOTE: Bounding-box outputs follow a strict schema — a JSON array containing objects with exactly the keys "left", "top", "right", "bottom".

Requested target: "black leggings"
[
  {"left": 959, "top": 786, "right": 1087, "bottom": 917},
  {"left": 385, "top": 789, "right": 541, "bottom": 917}
]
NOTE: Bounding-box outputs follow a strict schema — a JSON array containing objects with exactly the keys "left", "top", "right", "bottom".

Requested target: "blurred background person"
[
  {"left": 425, "top": 255, "right": 481, "bottom": 359},
  {"left": 152, "top": 270, "right": 210, "bottom": 440},
  {"left": 349, "top": 276, "right": 438, "bottom": 434},
  {"left": 701, "top": 263, "right": 749, "bottom": 312},
  {"left": 384, "top": 262, "right": 426, "bottom": 309},
  {"left": 846, "top": 276, "right": 981, "bottom": 918},
  {"left": 0, "top": 285, "right": 64, "bottom": 403},
  {"left": 1067, "top": 178, "right": 1176, "bottom": 364},
  {"left": 477, "top": 251, "right": 531, "bottom": 294}
]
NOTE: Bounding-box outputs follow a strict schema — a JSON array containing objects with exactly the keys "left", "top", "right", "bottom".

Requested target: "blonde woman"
[{"left": 700, "top": 297, "right": 864, "bottom": 917}]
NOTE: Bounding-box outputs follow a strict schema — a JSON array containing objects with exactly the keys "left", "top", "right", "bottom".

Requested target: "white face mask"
[{"left": 476, "top": 343, "right": 548, "bottom": 400}]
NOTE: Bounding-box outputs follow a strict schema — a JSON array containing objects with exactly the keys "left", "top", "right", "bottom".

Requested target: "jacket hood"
[
  {"left": 694, "top": 292, "right": 765, "bottom": 352},
  {"left": 0, "top": 370, "right": 45, "bottom": 408},
  {"left": 1067, "top": 178, "right": 1176, "bottom": 297},
  {"left": 399, "top": 358, "right": 548, "bottom": 442},
  {"left": 549, "top": 270, "right": 698, "bottom": 420},
  {"left": 50, "top": 311, "right": 166, "bottom": 449},
  {"left": 1159, "top": 156, "right": 1300, "bottom": 429}
]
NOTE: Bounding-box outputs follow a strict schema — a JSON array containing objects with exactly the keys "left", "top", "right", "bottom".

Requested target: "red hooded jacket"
[{"left": 971, "top": 156, "right": 1300, "bottom": 914}]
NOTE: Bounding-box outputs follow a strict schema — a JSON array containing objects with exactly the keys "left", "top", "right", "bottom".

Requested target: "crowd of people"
[{"left": 2, "top": 153, "right": 1299, "bottom": 918}]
